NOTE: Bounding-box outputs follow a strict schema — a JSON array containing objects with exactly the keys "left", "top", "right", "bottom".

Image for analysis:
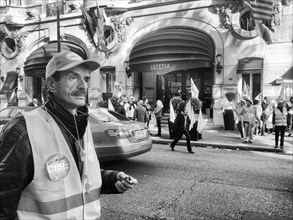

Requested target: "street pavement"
[{"left": 148, "top": 115, "right": 293, "bottom": 155}]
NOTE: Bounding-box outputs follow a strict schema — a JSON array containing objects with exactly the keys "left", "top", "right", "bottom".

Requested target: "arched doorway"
[{"left": 128, "top": 26, "right": 215, "bottom": 111}]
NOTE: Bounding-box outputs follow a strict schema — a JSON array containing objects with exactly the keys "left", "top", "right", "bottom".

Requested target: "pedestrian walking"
[
  {"left": 125, "top": 96, "right": 136, "bottom": 120},
  {"left": 234, "top": 99, "right": 246, "bottom": 139},
  {"left": 286, "top": 96, "right": 293, "bottom": 136},
  {"left": 273, "top": 99, "right": 288, "bottom": 149},
  {"left": 0, "top": 51, "right": 137, "bottom": 219},
  {"left": 253, "top": 99, "right": 263, "bottom": 136},
  {"left": 133, "top": 100, "right": 148, "bottom": 123},
  {"left": 170, "top": 101, "right": 194, "bottom": 153},
  {"left": 238, "top": 97, "right": 260, "bottom": 143},
  {"left": 153, "top": 99, "right": 164, "bottom": 137},
  {"left": 142, "top": 97, "right": 152, "bottom": 127}
]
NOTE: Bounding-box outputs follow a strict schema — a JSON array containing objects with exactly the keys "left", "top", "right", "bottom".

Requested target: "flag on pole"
[
  {"left": 108, "top": 99, "right": 115, "bottom": 111},
  {"left": 169, "top": 101, "right": 176, "bottom": 123},
  {"left": 190, "top": 78, "right": 199, "bottom": 98},
  {"left": 197, "top": 109, "right": 204, "bottom": 133},
  {"left": 248, "top": 0, "right": 274, "bottom": 22},
  {"left": 278, "top": 84, "right": 286, "bottom": 100},
  {"left": 186, "top": 100, "right": 196, "bottom": 131},
  {"left": 254, "top": 22, "right": 273, "bottom": 44},
  {"left": 242, "top": 82, "right": 250, "bottom": 99},
  {"left": 244, "top": 0, "right": 274, "bottom": 44},
  {"left": 236, "top": 78, "right": 243, "bottom": 103},
  {"left": 255, "top": 92, "right": 263, "bottom": 101}
]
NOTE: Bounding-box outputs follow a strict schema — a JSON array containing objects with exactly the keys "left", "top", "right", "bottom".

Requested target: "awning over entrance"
[
  {"left": 24, "top": 41, "right": 88, "bottom": 78},
  {"left": 237, "top": 57, "right": 263, "bottom": 74},
  {"left": 0, "top": 71, "right": 18, "bottom": 94},
  {"left": 128, "top": 27, "right": 214, "bottom": 74}
]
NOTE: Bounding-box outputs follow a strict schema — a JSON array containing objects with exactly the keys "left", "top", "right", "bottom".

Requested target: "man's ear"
[{"left": 46, "top": 77, "right": 56, "bottom": 93}]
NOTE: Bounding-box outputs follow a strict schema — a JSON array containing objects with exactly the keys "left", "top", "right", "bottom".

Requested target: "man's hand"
[{"left": 115, "top": 172, "right": 138, "bottom": 193}]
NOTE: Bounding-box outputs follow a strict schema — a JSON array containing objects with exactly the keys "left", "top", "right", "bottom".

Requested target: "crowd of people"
[{"left": 234, "top": 95, "right": 293, "bottom": 149}]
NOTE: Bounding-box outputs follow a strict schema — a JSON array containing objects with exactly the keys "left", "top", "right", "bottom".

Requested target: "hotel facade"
[{"left": 0, "top": 0, "right": 292, "bottom": 126}]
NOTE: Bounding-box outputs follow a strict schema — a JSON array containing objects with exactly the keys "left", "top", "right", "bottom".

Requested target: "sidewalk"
[{"left": 148, "top": 117, "right": 293, "bottom": 155}]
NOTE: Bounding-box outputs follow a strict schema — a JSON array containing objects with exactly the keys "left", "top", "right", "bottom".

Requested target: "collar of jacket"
[{"left": 44, "top": 92, "right": 89, "bottom": 140}]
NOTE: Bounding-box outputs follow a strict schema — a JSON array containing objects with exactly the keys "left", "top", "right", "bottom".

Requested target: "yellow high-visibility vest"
[
  {"left": 275, "top": 107, "right": 287, "bottom": 126},
  {"left": 17, "top": 108, "right": 102, "bottom": 219}
]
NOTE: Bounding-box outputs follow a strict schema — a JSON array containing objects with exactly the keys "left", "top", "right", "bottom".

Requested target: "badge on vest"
[{"left": 45, "top": 154, "right": 70, "bottom": 182}]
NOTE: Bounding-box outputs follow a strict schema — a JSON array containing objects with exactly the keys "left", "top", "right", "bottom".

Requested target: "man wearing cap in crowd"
[
  {"left": 273, "top": 99, "right": 288, "bottom": 149},
  {"left": 0, "top": 51, "right": 138, "bottom": 219},
  {"left": 237, "top": 97, "right": 261, "bottom": 143}
]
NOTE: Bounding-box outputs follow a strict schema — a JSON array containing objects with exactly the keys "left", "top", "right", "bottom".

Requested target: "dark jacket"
[
  {"left": 133, "top": 104, "right": 148, "bottom": 122},
  {"left": 154, "top": 106, "right": 163, "bottom": 118},
  {"left": 0, "top": 95, "right": 120, "bottom": 219},
  {"left": 173, "top": 111, "right": 190, "bottom": 132}
]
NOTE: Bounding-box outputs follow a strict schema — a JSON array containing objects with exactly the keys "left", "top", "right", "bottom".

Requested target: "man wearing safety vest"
[
  {"left": 273, "top": 99, "right": 288, "bottom": 150},
  {"left": 0, "top": 51, "right": 138, "bottom": 219}
]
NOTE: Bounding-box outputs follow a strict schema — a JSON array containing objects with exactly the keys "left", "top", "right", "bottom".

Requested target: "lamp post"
[
  {"left": 124, "top": 60, "right": 131, "bottom": 78},
  {"left": 216, "top": 53, "right": 223, "bottom": 74}
]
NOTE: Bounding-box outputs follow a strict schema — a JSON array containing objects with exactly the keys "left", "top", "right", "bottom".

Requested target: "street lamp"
[
  {"left": 124, "top": 60, "right": 131, "bottom": 78},
  {"left": 216, "top": 53, "right": 223, "bottom": 75}
]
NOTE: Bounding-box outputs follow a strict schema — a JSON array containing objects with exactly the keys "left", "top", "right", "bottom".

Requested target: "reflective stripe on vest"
[
  {"left": 18, "top": 108, "right": 102, "bottom": 219},
  {"left": 275, "top": 108, "right": 287, "bottom": 126},
  {"left": 18, "top": 187, "right": 101, "bottom": 215}
]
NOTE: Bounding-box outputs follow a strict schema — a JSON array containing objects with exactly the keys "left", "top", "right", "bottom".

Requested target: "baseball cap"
[
  {"left": 245, "top": 97, "right": 253, "bottom": 104},
  {"left": 240, "top": 99, "right": 246, "bottom": 104},
  {"left": 46, "top": 51, "right": 100, "bottom": 78}
]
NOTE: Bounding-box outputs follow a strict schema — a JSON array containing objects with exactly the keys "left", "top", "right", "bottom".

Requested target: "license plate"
[{"left": 133, "top": 129, "right": 147, "bottom": 138}]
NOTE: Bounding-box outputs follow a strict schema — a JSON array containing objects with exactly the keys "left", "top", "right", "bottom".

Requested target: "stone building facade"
[{"left": 0, "top": 0, "right": 292, "bottom": 126}]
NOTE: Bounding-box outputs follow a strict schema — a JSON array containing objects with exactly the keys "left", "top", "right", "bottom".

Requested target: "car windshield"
[{"left": 89, "top": 108, "right": 130, "bottom": 123}]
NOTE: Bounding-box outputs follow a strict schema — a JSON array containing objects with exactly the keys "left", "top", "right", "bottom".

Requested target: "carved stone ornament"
[
  {"left": 272, "top": 0, "right": 283, "bottom": 27},
  {"left": 110, "top": 15, "right": 133, "bottom": 43},
  {"left": 0, "top": 29, "right": 28, "bottom": 59}
]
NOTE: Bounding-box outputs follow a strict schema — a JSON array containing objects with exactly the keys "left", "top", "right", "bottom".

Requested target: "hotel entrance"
[
  {"left": 157, "top": 67, "right": 213, "bottom": 113},
  {"left": 128, "top": 26, "right": 215, "bottom": 113}
]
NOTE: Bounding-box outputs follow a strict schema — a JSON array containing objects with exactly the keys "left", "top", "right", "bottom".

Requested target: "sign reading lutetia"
[{"left": 150, "top": 63, "right": 171, "bottom": 71}]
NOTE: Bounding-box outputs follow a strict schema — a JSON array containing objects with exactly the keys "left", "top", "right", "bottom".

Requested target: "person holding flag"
[
  {"left": 189, "top": 77, "right": 204, "bottom": 136},
  {"left": 238, "top": 97, "right": 260, "bottom": 143},
  {"left": 170, "top": 101, "right": 194, "bottom": 153}
]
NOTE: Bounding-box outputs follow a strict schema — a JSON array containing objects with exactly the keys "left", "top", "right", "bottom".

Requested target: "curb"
[{"left": 151, "top": 138, "right": 289, "bottom": 154}]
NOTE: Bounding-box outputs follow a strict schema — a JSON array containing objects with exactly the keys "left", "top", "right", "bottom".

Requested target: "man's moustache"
[{"left": 71, "top": 89, "right": 86, "bottom": 96}]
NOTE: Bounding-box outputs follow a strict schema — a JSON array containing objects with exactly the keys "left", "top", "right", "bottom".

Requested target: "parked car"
[
  {"left": 0, "top": 106, "right": 35, "bottom": 130},
  {"left": 0, "top": 106, "right": 153, "bottom": 161},
  {"left": 89, "top": 107, "right": 152, "bottom": 162}
]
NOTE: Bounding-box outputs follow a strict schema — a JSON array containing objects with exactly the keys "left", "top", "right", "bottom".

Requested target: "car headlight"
[{"left": 104, "top": 129, "right": 131, "bottom": 138}]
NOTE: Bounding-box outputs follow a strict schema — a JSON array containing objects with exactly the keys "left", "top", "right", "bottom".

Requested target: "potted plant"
[
  {"left": 170, "top": 96, "right": 182, "bottom": 111},
  {"left": 225, "top": 91, "right": 236, "bottom": 102},
  {"left": 223, "top": 91, "right": 236, "bottom": 130}
]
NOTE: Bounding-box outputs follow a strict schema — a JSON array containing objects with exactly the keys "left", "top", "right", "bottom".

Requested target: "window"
[{"left": 240, "top": 10, "right": 255, "bottom": 31}]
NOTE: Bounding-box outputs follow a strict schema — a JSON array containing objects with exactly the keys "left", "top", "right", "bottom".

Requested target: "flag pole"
[{"left": 57, "top": 0, "right": 61, "bottom": 52}]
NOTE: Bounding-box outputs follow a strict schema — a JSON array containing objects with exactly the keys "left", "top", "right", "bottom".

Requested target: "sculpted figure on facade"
[
  {"left": 110, "top": 15, "right": 134, "bottom": 43},
  {"left": 272, "top": 0, "right": 283, "bottom": 27}
]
